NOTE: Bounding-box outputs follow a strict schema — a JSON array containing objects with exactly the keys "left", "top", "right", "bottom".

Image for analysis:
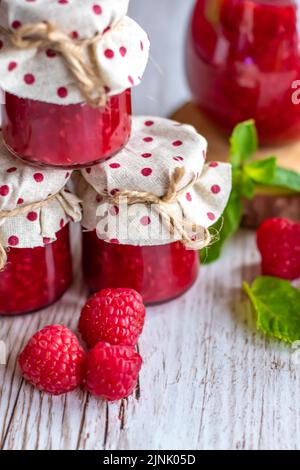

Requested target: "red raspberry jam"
[
  {"left": 0, "top": 225, "right": 72, "bottom": 316},
  {"left": 1, "top": 90, "right": 132, "bottom": 169},
  {"left": 82, "top": 231, "right": 199, "bottom": 305},
  {"left": 187, "top": 0, "right": 300, "bottom": 144}
]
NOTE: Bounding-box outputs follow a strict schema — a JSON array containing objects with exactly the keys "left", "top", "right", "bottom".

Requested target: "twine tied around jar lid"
[
  {"left": 0, "top": 192, "right": 60, "bottom": 271},
  {"left": 0, "top": 21, "right": 117, "bottom": 107},
  {"left": 100, "top": 167, "right": 212, "bottom": 250}
]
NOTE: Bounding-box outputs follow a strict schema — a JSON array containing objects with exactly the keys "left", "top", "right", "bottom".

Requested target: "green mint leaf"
[
  {"left": 201, "top": 186, "right": 242, "bottom": 264},
  {"left": 243, "top": 157, "right": 277, "bottom": 184},
  {"left": 269, "top": 166, "right": 300, "bottom": 193},
  {"left": 231, "top": 156, "right": 255, "bottom": 198},
  {"left": 240, "top": 173, "right": 255, "bottom": 199},
  {"left": 244, "top": 276, "right": 300, "bottom": 344},
  {"left": 230, "top": 120, "right": 258, "bottom": 167}
]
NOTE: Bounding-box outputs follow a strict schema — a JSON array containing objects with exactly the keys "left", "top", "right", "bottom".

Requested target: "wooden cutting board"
[
  {"left": 171, "top": 102, "right": 300, "bottom": 227},
  {"left": 171, "top": 102, "right": 300, "bottom": 171}
]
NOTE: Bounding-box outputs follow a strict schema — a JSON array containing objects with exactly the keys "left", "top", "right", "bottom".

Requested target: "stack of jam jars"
[
  {"left": 0, "top": 0, "right": 232, "bottom": 314},
  {"left": 187, "top": 0, "right": 300, "bottom": 145},
  {"left": 0, "top": 0, "right": 150, "bottom": 315}
]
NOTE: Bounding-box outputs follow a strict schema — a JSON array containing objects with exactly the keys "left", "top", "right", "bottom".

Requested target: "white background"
[{"left": 129, "top": 0, "right": 194, "bottom": 117}]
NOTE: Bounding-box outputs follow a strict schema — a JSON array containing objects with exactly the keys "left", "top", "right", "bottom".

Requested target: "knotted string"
[
  {"left": 99, "top": 167, "right": 211, "bottom": 250},
  {"left": 0, "top": 21, "right": 119, "bottom": 107},
  {"left": 0, "top": 192, "right": 59, "bottom": 270}
]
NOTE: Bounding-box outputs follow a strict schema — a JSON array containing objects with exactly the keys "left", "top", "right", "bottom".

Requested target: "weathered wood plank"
[
  {"left": 1, "top": 231, "right": 300, "bottom": 450},
  {"left": 0, "top": 272, "right": 87, "bottom": 450}
]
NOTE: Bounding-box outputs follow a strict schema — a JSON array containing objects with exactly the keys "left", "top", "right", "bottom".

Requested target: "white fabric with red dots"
[
  {"left": 78, "top": 116, "right": 232, "bottom": 247},
  {"left": 0, "top": 138, "right": 81, "bottom": 249},
  {"left": 0, "top": 0, "right": 150, "bottom": 105}
]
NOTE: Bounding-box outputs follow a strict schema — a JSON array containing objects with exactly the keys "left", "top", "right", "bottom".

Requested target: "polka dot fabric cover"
[
  {"left": 78, "top": 116, "right": 232, "bottom": 247},
  {"left": 0, "top": 0, "right": 150, "bottom": 104},
  {"left": 0, "top": 138, "right": 81, "bottom": 249}
]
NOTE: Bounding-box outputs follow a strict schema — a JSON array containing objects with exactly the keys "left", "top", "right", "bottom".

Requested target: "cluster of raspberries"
[{"left": 19, "top": 288, "right": 146, "bottom": 401}]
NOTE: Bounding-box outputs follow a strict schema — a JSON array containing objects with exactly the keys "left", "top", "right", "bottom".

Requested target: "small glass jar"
[
  {"left": 78, "top": 116, "right": 230, "bottom": 304},
  {"left": 1, "top": 89, "right": 132, "bottom": 169},
  {"left": 0, "top": 225, "right": 72, "bottom": 316},
  {"left": 82, "top": 230, "right": 199, "bottom": 305},
  {"left": 187, "top": 0, "right": 300, "bottom": 145}
]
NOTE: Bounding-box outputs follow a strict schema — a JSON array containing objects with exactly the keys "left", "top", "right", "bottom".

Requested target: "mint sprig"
[
  {"left": 202, "top": 120, "right": 300, "bottom": 264},
  {"left": 230, "top": 120, "right": 258, "bottom": 166},
  {"left": 244, "top": 276, "right": 300, "bottom": 344},
  {"left": 200, "top": 187, "right": 242, "bottom": 263},
  {"left": 244, "top": 157, "right": 277, "bottom": 184},
  {"left": 271, "top": 166, "right": 300, "bottom": 192}
]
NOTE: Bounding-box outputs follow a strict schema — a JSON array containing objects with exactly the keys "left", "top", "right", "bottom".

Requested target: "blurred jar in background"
[{"left": 187, "top": 0, "right": 300, "bottom": 145}]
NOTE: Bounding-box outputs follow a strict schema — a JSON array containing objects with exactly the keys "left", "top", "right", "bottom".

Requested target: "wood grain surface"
[
  {"left": 171, "top": 102, "right": 300, "bottom": 226},
  {"left": 171, "top": 102, "right": 300, "bottom": 172},
  {"left": 1, "top": 229, "right": 300, "bottom": 450}
]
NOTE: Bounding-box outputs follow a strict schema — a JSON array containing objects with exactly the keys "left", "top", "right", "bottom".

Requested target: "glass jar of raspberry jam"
[
  {"left": 0, "top": 0, "right": 150, "bottom": 168},
  {"left": 0, "top": 132, "right": 82, "bottom": 315},
  {"left": 1, "top": 89, "right": 132, "bottom": 169},
  {"left": 187, "top": 0, "right": 300, "bottom": 144},
  {"left": 82, "top": 231, "right": 199, "bottom": 305},
  {"left": 78, "top": 116, "right": 231, "bottom": 305},
  {"left": 0, "top": 225, "right": 72, "bottom": 316}
]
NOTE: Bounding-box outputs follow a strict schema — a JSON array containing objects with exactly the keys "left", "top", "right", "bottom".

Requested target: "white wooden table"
[{"left": 1, "top": 0, "right": 300, "bottom": 451}]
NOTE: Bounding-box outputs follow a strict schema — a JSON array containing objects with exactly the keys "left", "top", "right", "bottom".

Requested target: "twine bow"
[
  {"left": 0, "top": 21, "right": 113, "bottom": 107},
  {"left": 0, "top": 193, "right": 59, "bottom": 271},
  {"left": 101, "top": 167, "right": 211, "bottom": 250}
]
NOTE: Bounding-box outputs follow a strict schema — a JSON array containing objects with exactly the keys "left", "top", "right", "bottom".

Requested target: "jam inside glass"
[
  {"left": 0, "top": 225, "right": 72, "bottom": 315},
  {"left": 82, "top": 231, "right": 199, "bottom": 305},
  {"left": 187, "top": 0, "right": 300, "bottom": 144},
  {"left": 1, "top": 89, "right": 132, "bottom": 169}
]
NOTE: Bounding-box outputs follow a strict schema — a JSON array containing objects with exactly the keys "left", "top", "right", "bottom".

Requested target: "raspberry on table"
[
  {"left": 257, "top": 218, "right": 300, "bottom": 280},
  {"left": 79, "top": 288, "right": 146, "bottom": 348},
  {"left": 18, "top": 325, "right": 86, "bottom": 396},
  {"left": 84, "top": 342, "right": 142, "bottom": 401}
]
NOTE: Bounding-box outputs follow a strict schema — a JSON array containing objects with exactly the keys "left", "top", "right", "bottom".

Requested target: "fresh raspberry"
[
  {"left": 257, "top": 218, "right": 300, "bottom": 280},
  {"left": 79, "top": 288, "right": 146, "bottom": 348},
  {"left": 84, "top": 342, "right": 142, "bottom": 401},
  {"left": 19, "top": 325, "right": 86, "bottom": 395}
]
